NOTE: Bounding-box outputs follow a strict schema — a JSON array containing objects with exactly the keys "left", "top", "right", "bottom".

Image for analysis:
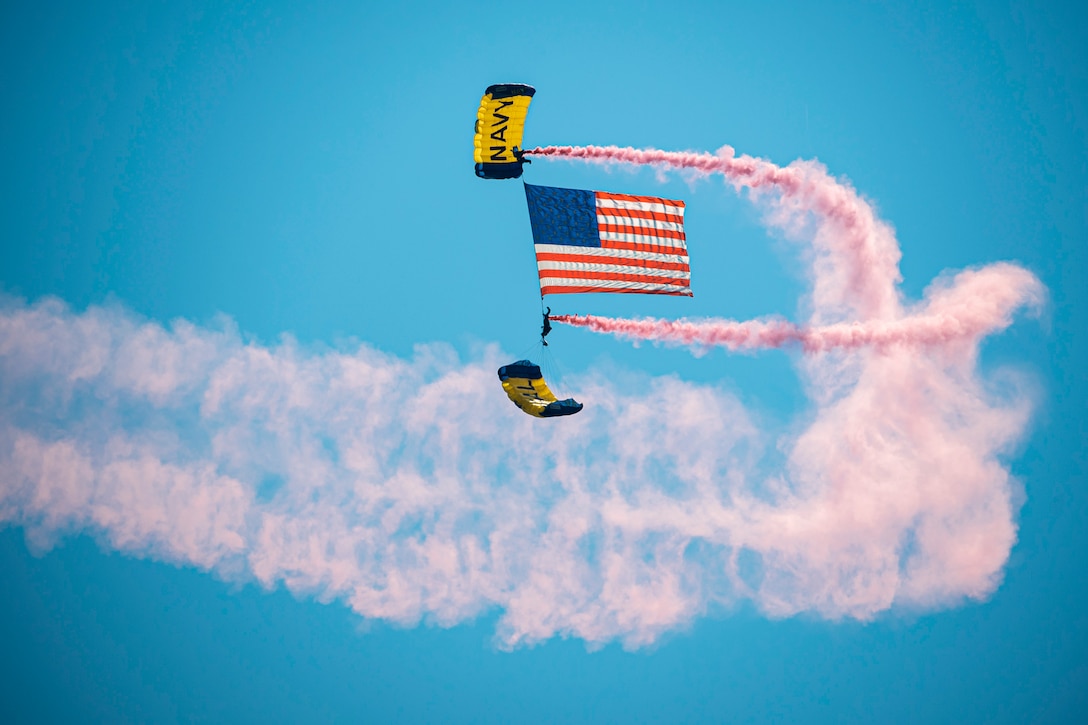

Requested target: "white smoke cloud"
[{"left": 0, "top": 288, "right": 1038, "bottom": 648}]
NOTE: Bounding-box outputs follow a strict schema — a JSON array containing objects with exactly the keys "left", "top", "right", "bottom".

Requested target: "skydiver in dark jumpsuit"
[{"left": 541, "top": 307, "right": 552, "bottom": 346}]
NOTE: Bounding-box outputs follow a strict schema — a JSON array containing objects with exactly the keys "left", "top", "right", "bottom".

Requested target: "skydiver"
[
  {"left": 541, "top": 307, "right": 552, "bottom": 346},
  {"left": 512, "top": 146, "right": 531, "bottom": 165}
]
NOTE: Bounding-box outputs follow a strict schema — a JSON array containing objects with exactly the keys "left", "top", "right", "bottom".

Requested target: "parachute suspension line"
[
  {"left": 516, "top": 338, "right": 539, "bottom": 362},
  {"left": 539, "top": 335, "right": 569, "bottom": 393},
  {"left": 540, "top": 339, "right": 558, "bottom": 390}
]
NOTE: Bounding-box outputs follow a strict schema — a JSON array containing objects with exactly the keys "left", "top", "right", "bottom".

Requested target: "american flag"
[{"left": 524, "top": 183, "right": 692, "bottom": 296}]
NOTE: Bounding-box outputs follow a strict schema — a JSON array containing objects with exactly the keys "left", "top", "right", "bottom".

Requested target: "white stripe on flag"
[
  {"left": 595, "top": 198, "right": 686, "bottom": 216},
  {"left": 537, "top": 261, "right": 690, "bottom": 280},
  {"left": 596, "top": 214, "right": 686, "bottom": 233}
]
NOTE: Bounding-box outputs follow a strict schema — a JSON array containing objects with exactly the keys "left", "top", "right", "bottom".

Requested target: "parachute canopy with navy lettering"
[
  {"left": 497, "top": 360, "right": 582, "bottom": 418},
  {"left": 474, "top": 84, "right": 535, "bottom": 179}
]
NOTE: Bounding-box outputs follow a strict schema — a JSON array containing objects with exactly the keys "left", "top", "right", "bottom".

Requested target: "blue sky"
[{"left": 1, "top": 1, "right": 1085, "bottom": 722}]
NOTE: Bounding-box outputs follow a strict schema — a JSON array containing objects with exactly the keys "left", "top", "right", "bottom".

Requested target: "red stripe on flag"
[
  {"left": 600, "top": 240, "right": 689, "bottom": 256},
  {"left": 538, "top": 269, "right": 690, "bottom": 286},
  {"left": 534, "top": 252, "right": 691, "bottom": 272}
]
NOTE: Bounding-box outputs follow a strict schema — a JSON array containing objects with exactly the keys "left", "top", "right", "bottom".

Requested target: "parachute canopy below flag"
[
  {"left": 497, "top": 360, "right": 583, "bottom": 418},
  {"left": 524, "top": 183, "right": 692, "bottom": 296},
  {"left": 474, "top": 84, "right": 535, "bottom": 179}
]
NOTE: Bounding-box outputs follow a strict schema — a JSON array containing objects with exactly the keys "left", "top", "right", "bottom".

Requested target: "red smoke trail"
[
  {"left": 526, "top": 144, "right": 902, "bottom": 323},
  {"left": 551, "top": 263, "right": 1042, "bottom": 354}
]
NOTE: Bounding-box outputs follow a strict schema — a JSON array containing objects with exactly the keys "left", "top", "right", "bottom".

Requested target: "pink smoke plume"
[{"left": 553, "top": 263, "right": 1043, "bottom": 354}]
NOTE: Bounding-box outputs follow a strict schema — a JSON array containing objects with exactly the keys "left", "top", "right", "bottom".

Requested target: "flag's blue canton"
[{"left": 524, "top": 184, "right": 600, "bottom": 248}]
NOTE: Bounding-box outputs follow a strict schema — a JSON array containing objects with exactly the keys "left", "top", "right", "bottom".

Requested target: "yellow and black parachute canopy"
[
  {"left": 497, "top": 360, "right": 582, "bottom": 418},
  {"left": 474, "top": 84, "right": 535, "bottom": 180}
]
